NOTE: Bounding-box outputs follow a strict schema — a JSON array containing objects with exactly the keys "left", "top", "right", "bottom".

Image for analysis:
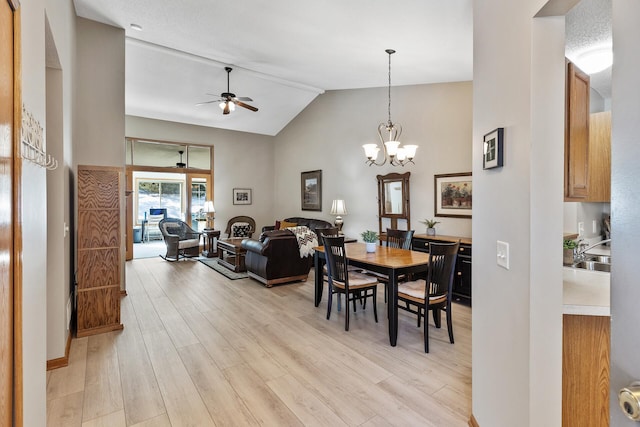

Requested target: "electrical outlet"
[
  {"left": 497, "top": 240, "right": 510, "bottom": 270},
  {"left": 578, "top": 222, "right": 584, "bottom": 237},
  {"left": 592, "top": 219, "right": 598, "bottom": 234}
]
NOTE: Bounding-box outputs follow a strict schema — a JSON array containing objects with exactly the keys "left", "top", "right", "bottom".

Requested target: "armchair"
[
  {"left": 225, "top": 215, "right": 256, "bottom": 238},
  {"left": 159, "top": 218, "right": 202, "bottom": 261}
]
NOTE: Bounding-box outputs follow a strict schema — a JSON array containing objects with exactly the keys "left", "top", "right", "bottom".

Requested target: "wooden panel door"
[
  {"left": 0, "top": 0, "right": 17, "bottom": 424},
  {"left": 586, "top": 111, "right": 611, "bottom": 202},
  {"left": 76, "top": 165, "right": 123, "bottom": 337},
  {"left": 565, "top": 61, "right": 590, "bottom": 200}
]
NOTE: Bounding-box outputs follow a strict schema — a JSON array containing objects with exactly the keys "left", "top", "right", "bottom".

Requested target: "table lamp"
[
  {"left": 330, "top": 199, "right": 347, "bottom": 234},
  {"left": 203, "top": 200, "right": 215, "bottom": 229}
]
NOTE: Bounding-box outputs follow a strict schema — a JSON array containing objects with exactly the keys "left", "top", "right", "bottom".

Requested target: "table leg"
[
  {"left": 314, "top": 252, "right": 324, "bottom": 307},
  {"left": 388, "top": 272, "right": 398, "bottom": 346}
]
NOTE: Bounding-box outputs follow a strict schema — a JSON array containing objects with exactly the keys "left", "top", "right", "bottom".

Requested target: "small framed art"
[
  {"left": 434, "top": 172, "right": 472, "bottom": 218},
  {"left": 232, "top": 188, "right": 252, "bottom": 205},
  {"left": 301, "top": 170, "right": 322, "bottom": 211},
  {"left": 483, "top": 127, "right": 504, "bottom": 169}
]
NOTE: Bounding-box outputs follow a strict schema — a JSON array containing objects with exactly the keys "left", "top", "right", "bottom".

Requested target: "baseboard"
[
  {"left": 469, "top": 414, "right": 480, "bottom": 427},
  {"left": 46, "top": 332, "right": 72, "bottom": 371}
]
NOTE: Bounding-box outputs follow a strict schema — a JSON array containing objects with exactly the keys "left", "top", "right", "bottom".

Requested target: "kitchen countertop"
[{"left": 563, "top": 265, "right": 610, "bottom": 316}]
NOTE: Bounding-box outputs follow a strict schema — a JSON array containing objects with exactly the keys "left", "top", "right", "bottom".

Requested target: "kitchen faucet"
[{"left": 574, "top": 238, "right": 611, "bottom": 263}]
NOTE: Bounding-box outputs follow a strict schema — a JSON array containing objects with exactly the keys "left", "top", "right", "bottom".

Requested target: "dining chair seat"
[
  {"left": 330, "top": 272, "right": 378, "bottom": 289},
  {"left": 398, "top": 280, "right": 447, "bottom": 305}
]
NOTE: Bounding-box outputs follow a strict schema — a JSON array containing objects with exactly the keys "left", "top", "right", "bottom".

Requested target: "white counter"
[{"left": 563, "top": 266, "right": 610, "bottom": 316}]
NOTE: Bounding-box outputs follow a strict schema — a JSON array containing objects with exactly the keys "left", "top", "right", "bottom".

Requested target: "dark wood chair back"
[
  {"left": 425, "top": 241, "right": 459, "bottom": 301},
  {"left": 316, "top": 226, "right": 339, "bottom": 238},
  {"left": 386, "top": 228, "right": 414, "bottom": 250},
  {"left": 322, "top": 235, "right": 349, "bottom": 286}
]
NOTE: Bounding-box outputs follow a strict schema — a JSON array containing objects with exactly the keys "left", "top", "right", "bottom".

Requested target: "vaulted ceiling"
[{"left": 72, "top": 1, "right": 474, "bottom": 136}]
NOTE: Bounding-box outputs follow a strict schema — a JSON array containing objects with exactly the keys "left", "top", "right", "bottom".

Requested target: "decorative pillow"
[
  {"left": 232, "top": 222, "right": 252, "bottom": 237},
  {"left": 279, "top": 221, "right": 297, "bottom": 230}
]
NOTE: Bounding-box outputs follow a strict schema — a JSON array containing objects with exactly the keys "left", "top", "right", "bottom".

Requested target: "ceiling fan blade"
[
  {"left": 235, "top": 97, "right": 253, "bottom": 102},
  {"left": 195, "top": 100, "right": 221, "bottom": 106},
  {"left": 223, "top": 102, "right": 230, "bottom": 115},
  {"left": 236, "top": 101, "right": 258, "bottom": 112}
]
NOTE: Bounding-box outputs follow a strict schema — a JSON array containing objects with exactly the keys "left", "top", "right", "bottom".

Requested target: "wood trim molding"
[
  {"left": 46, "top": 333, "right": 72, "bottom": 370},
  {"left": 469, "top": 414, "right": 480, "bottom": 427},
  {"left": 12, "top": 5, "right": 23, "bottom": 426}
]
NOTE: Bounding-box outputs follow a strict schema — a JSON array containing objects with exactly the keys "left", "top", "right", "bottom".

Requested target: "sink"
[
  {"left": 574, "top": 260, "right": 611, "bottom": 272},
  {"left": 585, "top": 254, "right": 611, "bottom": 264}
]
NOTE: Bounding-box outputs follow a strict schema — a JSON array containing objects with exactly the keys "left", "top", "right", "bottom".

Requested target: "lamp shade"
[
  {"left": 203, "top": 201, "right": 215, "bottom": 213},
  {"left": 330, "top": 199, "right": 347, "bottom": 216}
]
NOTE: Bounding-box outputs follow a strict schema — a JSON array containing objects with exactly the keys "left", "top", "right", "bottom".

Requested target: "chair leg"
[
  {"left": 352, "top": 292, "right": 357, "bottom": 312},
  {"left": 432, "top": 307, "right": 442, "bottom": 329},
  {"left": 345, "top": 293, "right": 350, "bottom": 331},
  {"left": 424, "top": 311, "right": 430, "bottom": 353},
  {"left": 417, "top": 306, "right": 421, "bottom": 327},
  {"left": 384, "top": 282, "right": 388, "bottom": 303},
  {"left": 446, "top": 306, "right": 454, "bottom": 344},
  {"left": 326, "top": 286, "right": 333, "bottom": 320},
  {"left": 372, "top": 288, "right": 378, "bottom": 323}
]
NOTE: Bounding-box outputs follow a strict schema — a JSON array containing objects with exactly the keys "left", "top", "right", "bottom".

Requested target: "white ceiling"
[{"left": 72, "top": 0, "right": 473, "bottom": 136}]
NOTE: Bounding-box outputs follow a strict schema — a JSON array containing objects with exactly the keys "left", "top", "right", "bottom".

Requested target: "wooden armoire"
[{"left": 76, "top": 165, "right": 123, "bottom": 337}]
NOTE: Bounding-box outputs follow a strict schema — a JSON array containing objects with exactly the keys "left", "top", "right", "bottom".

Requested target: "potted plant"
[
  {"left": 563, "top": 239, "right": 577, "bottom": 265},
  {"left": 361, "top": 230, "right": 379, "bottom": 253},
  {"left": 420, "top": 219, "right": 440, "bottom": 236}
]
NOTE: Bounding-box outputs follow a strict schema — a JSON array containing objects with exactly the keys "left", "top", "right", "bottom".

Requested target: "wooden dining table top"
[{"left": 314, "top": 242, "right": 430, "bottom": 268}]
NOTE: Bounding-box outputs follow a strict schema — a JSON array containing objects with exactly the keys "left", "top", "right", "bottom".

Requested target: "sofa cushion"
[
  {"left": 232, "top": 222, "right": 252, "bottom": 237},
  {"left": 279, "top": 220, "right": 297, "bottom": 229}
]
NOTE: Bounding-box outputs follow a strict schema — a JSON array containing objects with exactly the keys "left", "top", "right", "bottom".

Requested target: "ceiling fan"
[{"left": 197, "top": 67, "right": 258, "bottom": 115}]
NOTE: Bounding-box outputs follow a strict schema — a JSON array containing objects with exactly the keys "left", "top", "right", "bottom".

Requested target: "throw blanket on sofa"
[{"left": 286, "top": 226, "right": 318, "bottom": 258}]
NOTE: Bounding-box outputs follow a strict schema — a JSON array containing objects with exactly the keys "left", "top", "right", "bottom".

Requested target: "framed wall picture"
[
  {"left": 483, "top": 127, "right": 504, "bottom": 169},
  {"left": 232, "top": 188, "right": 252, "bottom": 205},
  {"left": 434, "top": 172, "right": 472, "bottom": 218},
  {"left": 301, "top": 170, "right": 322, "bottom": 211}
]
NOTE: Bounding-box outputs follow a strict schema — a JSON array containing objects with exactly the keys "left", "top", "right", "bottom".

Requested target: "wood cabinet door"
[
  {"left": 565, "top": 61, "right": 590, "bottom": 200},
  {"left": 586, "top": 111, "right": 611, "bottom": 202}
]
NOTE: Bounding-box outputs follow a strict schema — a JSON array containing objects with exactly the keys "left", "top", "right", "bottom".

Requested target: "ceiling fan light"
[
  {"left": 219, "top": 102, "right": 226, "bottom": 110},
  {"left": 228, "top": 101, "right": 236, "bottom": 111}
]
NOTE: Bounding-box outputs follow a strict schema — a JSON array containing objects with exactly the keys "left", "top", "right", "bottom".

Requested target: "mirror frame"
[{"left": 377, "top": 172, "right": 411, "bottom": 239}]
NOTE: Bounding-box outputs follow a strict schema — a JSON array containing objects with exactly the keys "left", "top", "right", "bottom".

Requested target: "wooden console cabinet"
[{"left": 76, "top": 165, "right": 123, "bottom": 337}]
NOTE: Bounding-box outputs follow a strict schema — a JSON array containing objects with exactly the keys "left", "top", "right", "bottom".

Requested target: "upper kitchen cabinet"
[
  {"left": 565, "top": 60, "right": 590, "bottom": 201},
  {"left": 564, "top": 60, "right": 611, "bottom": 202}
]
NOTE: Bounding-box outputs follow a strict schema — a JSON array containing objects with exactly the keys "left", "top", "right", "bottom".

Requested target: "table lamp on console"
[
  {"left": 330, "top": 199, "right": 347, "bottom": 234},
  {"left": 204, "top": 200, "right": 215, "bottom": 229}
]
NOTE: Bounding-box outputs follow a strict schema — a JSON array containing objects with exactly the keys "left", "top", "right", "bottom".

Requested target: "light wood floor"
[{"left": 46, "top": 257, "right": 472, "bottom": 426}]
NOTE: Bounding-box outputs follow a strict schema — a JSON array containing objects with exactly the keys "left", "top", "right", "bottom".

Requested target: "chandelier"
[{"left": 363, "top": 49, "right": 417, "bottom": 167}]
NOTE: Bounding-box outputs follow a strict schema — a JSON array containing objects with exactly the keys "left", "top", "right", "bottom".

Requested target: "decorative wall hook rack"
[{"left": 21, "top": 104, "right": 58, "bottom": 170}]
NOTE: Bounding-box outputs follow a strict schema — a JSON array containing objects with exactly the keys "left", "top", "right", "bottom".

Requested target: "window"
[{"left": 136, "top": 179, "right": 183, "bottom": 222}]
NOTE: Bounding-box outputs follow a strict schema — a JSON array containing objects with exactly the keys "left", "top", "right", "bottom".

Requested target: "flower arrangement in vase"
[
  {"left": 420, "top": 219, "right": 440, "bottom": 236},
  {"left": 361, "top": 230, "right": 379, "bottom": 253}
]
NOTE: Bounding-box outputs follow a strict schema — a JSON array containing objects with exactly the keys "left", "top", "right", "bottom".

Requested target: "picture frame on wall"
[
  {"left": 483, "top": 127, "right": 504, "bottom": 169},
  {"left": 434, "top": 172, "right": 472, "bottom": 218},
  {"left": 301, "top": 170, "right": 322, "bottom": 211},
  {"left": 232, "top": 188, "right": 252, "bottom": 205}
]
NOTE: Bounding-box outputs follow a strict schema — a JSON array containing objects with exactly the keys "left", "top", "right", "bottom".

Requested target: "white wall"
[
  {"left": 19, "top": 0, "right": 77, "bottom": 424},
  {"left": 126, "top": 116, "right": 275, "bottom": 233},
  {"left": 273, "top": 83, "right": 473, "bottom": 239},
  {"left": 472, "top": 0, "right": 565, "bottom": 425}
]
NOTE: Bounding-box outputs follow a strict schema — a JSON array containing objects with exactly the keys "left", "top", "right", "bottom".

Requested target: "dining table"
[{"left": 313, "top": 242, "right": 431, "bottom": 347}]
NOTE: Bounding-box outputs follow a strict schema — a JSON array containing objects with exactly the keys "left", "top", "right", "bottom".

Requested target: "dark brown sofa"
[{"left": 241, "top": 217, "right": 333, "bottom": 287}]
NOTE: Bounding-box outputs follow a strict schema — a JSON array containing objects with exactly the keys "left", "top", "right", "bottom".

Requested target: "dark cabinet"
[{"left": 411, "top": 236, "right": 472, "bottom": 305}]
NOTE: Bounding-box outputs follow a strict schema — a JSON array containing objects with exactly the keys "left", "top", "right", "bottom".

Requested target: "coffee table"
[{"left": 217, "top": 238, "right": 247, "bottom": 273}]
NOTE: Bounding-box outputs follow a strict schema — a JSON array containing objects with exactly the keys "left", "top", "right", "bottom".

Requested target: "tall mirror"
[{"left": 377, "top": 172, "right": 411, "bottom": 241}]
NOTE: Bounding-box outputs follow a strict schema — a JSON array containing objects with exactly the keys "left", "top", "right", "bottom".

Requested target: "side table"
[{"left": 202, "top": 228, "right": 220, "bottom": 258}]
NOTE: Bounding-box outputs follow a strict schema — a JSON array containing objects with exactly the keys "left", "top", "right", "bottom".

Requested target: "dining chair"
[
  {"left": 365, "top": 228, "right": 415, "bottom": 302},
  {"left": 322, "top": 235, "right": 379, "bottom": 331},
  {"left": 397, "top": 241, "right": 459, "bottom": 353}
]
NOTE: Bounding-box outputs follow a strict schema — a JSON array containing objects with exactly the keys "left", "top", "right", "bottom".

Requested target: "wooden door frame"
[
  {"left": 125, "top": 166, "right": 212, "bottom": 260},
  {"left": 4, "top": 0, "right": 23, "bottom": 425}
]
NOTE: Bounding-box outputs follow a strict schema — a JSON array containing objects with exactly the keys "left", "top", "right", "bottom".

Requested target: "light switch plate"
[{"left": 497, "top": 240, "right": 510, "bottom": 269}]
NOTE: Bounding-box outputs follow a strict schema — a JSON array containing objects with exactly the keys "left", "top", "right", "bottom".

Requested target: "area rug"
[{"left": 198, "top": 257, "right": 249, "bottom": 280}]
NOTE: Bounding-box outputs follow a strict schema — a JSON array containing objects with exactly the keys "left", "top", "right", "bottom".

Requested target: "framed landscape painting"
[
  {"left": 232, "top": 188, "right": 252, "bottom": 205},
  {"left": 301, "top": 170, "right": 322, "bottom": 211},
  {"left": 434, "top": 172, "right": 472, "bottom": 218}
]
